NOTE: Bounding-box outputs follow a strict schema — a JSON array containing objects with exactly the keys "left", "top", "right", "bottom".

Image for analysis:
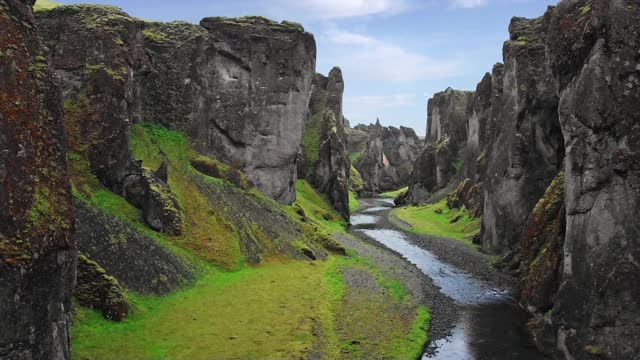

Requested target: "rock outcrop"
[
  {"left": 75, "top": 254, "right": 129, "bottom": 322},
  {"left": 545, "top": 1, "right": 640, "bottom": 358},
  {"left": 73, "top": 200, "right": 194, "bottom": 294},
  {"left": 0, "top": 1, "right": 75, "bottom": 358},
  {"left": 300, "top": 68, "right": 350, "bottom": 219},
  {"left": 403, "top": 88, "right": 473, "bottom": 204},
  {"left": 350, "top": 120, "right": 421, "bottom": 193},
  {"left": 37, "top": 7, "right": 316, "bottom": 205},
  {"left": 36, "top": 5, "right": 184, "bottom": 235},
  {"left": 479, "top": 15, "right": 564, "bottom": 254}
]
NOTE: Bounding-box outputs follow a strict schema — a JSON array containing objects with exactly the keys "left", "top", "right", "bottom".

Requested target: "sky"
[{"left": 56, "top": 0, "right": 558, "bottom": 136}]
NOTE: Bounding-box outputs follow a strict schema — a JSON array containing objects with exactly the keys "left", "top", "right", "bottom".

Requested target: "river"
[{"left": 350, "top": 198, "right": 545, "bottom": 360}]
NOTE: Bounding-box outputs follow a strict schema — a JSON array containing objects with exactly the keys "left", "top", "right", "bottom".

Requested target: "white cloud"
[
  {"left": 272, "top": 0, "right": 409, "bottom": 20},
  {"left": 322, "top": 27, "right": 462, "bottom": 82},
  {"left": 449, "top": 0, "right": 489, "bottom": 8}
]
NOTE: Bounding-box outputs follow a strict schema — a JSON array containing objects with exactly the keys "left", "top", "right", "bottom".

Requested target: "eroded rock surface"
[
  {"left": 545, "top": 1, "right": 640, "bottom": 358},
  {"left": 351, "top": 120, "right": 421, "bottom": 193},
  {"left": 0, "top": 1, "right": 75, "bottom": 358},
  {"left": 301, "top": 68, "right": 350, "bottom": 218},
  {"left": 403, "top": 88, "right": 473, "bottom": 204},
  {"left": 37, "top": 7, "right": 316, "bottom": 205}
]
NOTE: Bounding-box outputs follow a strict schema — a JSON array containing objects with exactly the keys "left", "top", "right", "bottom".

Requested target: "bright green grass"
[
  {"left": 349, "top": 165, "right": 364, "bottom": 193},
  {"left": 380, "top": 187, "right": 408, "bottom": 198},
  {"left": 72, "top": 259, "right": 342, "bottom": 359},
  {"left": 34, "top": 0, "right": 61, "bottom": 11},
  {"left": 290, "top": 180, "right": 348, "bottom": 235},
  {"left": 392, "top": 198, "right": 480, "bottom": 242},
  {"left": 302, "top": 108, "right": 325, "bottom": 164},
  {"left": 349, "top": 191, "right": 360, "bottom": 212}
]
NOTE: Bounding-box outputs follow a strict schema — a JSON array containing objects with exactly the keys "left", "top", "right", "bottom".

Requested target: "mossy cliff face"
[
  {"left": 300, "top": 68, "right": 350, "bottom": 219},
  {"left": 36, "top": 7, "right": 316, "bottom": 205},
  {"left": 0, "top": 1, "right": 75, "bottom": 358},
  {"left": 36, "top": 5, "right": 184, "bottom": 235},
  {"left": 546, "top": 1, "right": 640, "bottom": 358}
]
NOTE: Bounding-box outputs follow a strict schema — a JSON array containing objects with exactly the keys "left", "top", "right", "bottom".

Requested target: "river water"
[{"left": 351, "top": 198, "right": 544, "bottom": 360}]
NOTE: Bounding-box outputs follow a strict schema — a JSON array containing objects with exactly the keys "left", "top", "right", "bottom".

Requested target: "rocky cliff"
[
  {"left": 402, "top": 88, "right": 473, "bottom": 204},
  {"left": 403, "top": 0, "right": 640, "bottom": 357},
  {"left": 300, "top": 68, "right": 350, "bottom": 218},
  {"left": 545, "top": 1, "right": 640, "bottom": 358},
  {"left": 349, "top": 120, "right": 421, "bottom": 193},
  {"left": 37, "top": 6, "right": 316, "bottom": 205},
  {"left": 0, "top": 1, "right": 75, "bottom": 358},
  {"left": 479, "top": 15, "right": 564, "bottom": 254}
]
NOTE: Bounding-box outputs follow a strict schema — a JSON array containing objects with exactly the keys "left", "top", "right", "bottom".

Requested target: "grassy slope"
[
  {"left": 33, "top": 0, "right": 61, "bottom": 11},
  {"left": 69, "top": 123, "right": 430, "bottom": 359},
  {"left": 380, "top": 186, "right": 408, "bottom": 199},
  {"left": 290, "top": 180, "right": 348, "bottom": 235},
  {"left": 392, "top": 198, "right": 480, "bottom": 243}
]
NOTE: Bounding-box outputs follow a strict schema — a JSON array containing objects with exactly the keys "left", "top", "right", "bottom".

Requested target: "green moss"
[
  {"left": 391, "top": 198, "right": 481, "bottom": 243},
  {"left": 349, "top": 165, "right": 364, "bottom": 193},
  {"left": 34, "top": 0, "right": 61, "bottom": 11},
  {"left": 303, "top": 106, "right": 326, "bottom": 164},
  {"left": 143, "top": 27, "right": 169, "bottom": 42},
  {"left": 380, "top": 187, "right": 408, "bottom": 199},
  {"left": 350, "top": 151, "right": 362, "bottom": 163},
  {"left": 349, "top": 191, "right": 360, "bottom": 212},
  {"left": 85, "top": 64, "right": 124, "bottom": 81},
  {"left": 288, "top": 180, "right": 347, "bottom": 236},
  {"left": 72, "top": 260, "right": 343, "bottom": 359},
  {"left": 585, "top": 345, "right": 603, "bottom": 356}
]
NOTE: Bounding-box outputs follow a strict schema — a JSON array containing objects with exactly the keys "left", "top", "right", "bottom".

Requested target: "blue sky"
[{"left": 56, "top": 0, "right": 558, "bottom": 135}]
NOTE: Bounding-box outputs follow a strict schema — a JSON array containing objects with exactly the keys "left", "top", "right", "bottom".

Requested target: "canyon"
[{"left": 0, "top": 0, "right": 638, "bottom": 359}]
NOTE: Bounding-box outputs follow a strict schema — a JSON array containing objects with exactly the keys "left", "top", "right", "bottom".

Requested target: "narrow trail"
[{"left": 345, "top": 198, "right": 546, "bottom": 360}]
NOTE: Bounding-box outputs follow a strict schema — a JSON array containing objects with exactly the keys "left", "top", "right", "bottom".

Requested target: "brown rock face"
[
  {"left": 507, "top": 172, "right": 565, "bottom": 313},
  {"left": 0, "top": 1, "right": 75, "bottom": 358}
]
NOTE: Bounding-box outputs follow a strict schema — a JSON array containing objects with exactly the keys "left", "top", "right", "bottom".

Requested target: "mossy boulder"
[{"left": 75, "top": 254, "right": 129, "bottom": 321}]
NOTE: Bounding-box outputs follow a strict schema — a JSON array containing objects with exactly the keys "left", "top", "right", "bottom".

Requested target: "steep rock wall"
[
  {"left": 545, "top": 1, "right": 640, "bottom": 358},
  {"left": 0, "top": 1, "right": 75, "bottom": 358},
  {"left": 37, "top": 6, "right": 316, "bottom": 205},
  {"left": 36, "top": 5, "right": 184, "bottom": 235},
  {"left": 403, "top": 88, "right": 473, "bottom": 204},
  {"left": 350, "top": 121, "right": 421, "bottom": 193},
  {"left": 301, "top": 68, "right": 350, "bottom": 218},
  {"left": 480, "top": 16, "right": 564, "bottom": 254}
]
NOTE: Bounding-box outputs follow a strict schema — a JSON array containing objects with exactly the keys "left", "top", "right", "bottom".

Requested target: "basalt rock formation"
[
  {"left": 300, "top": 68, "right": 350, "bottom": 219},
  {"left": 350, "top": 120, "right": 421, "bottom": 193},
  {"left": 0, "top": 1, "right": 75, "bottom": 358},
  {"left": 402, "top": 88, "right": 473, "bottom": 204},
  {"left": 37, "top": 6, "right": 316, "bottom": 205}
]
